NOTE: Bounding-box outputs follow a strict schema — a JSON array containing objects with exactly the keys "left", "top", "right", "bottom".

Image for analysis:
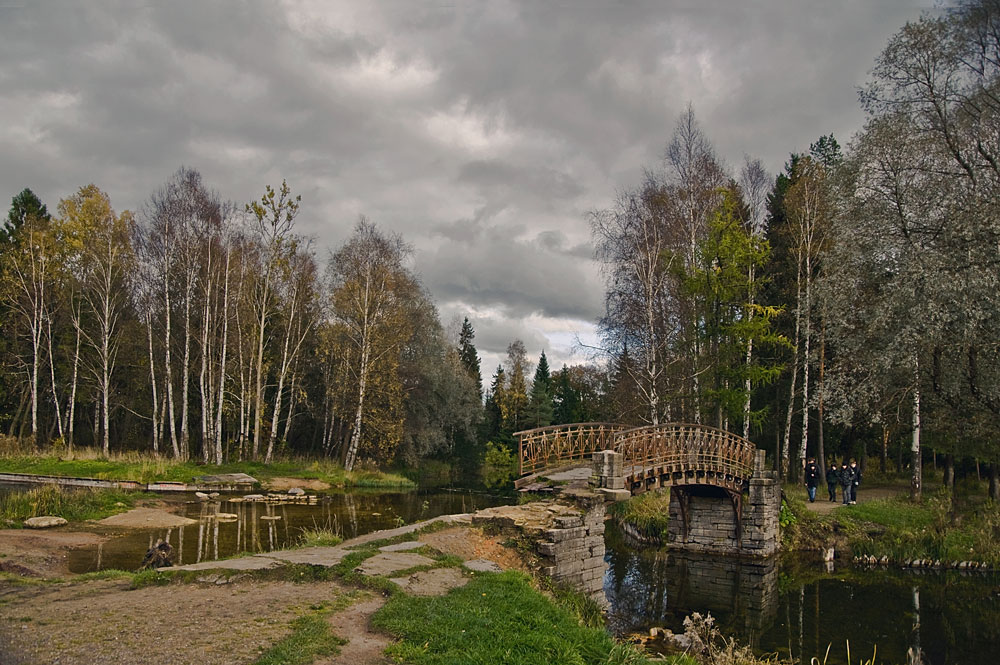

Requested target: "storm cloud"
[{"left": 0, "top": 0, "right": 933, "bottom": 373}]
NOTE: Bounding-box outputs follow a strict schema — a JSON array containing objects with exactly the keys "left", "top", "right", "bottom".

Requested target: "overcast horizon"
[{"left": 0, "top": 1, "right": 936, "bottom": 375}]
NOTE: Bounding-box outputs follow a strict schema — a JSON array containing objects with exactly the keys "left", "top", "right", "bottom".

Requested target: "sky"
[{"left": 0, "top": 0, "right": 935, "bottom": 375}]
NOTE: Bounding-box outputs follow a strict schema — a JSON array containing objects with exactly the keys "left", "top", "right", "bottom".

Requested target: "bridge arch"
[{"left": 514, "top": 422, "right": 780, "bottom": 557}]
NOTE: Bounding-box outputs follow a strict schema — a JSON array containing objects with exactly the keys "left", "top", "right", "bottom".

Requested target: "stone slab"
[
  {"left": 389, "top": 567, "right": 469, "bottom": 596},
  {"left": 170, "top": 555, "right": 283, "bottom": 572},
  {"left": 195, "top": 473, "right": 258, "bottom": 485},
  {"left": 379, "top": 541, "right": 424, "bottom": 552},
  {"left": 267, "top": 547, "right": 349, "bottom": 566},
  {"left": 464, "top": 559, "right": 503, "bottom": 573},
  {"left": 356, "top": 552, "right": 435, "bottom": 576}
]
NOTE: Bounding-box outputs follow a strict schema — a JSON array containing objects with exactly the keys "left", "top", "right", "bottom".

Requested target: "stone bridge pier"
[{"left": 594, "top": 448, "right": 781, "bottom": 557}]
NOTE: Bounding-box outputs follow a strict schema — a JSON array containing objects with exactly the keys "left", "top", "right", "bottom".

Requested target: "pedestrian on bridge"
[
  {"left": 804, "top": 457, "right": 819, "bottom": 502},
  {"left": 825, "top": 460, "right": 839, "bottom": 502}
]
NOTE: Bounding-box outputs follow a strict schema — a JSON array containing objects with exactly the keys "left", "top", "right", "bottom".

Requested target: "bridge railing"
[
  {"left": 614, "top": 423, "right": 756, "bottom": 483},
  {"left": 515, "top": 422, "right": 628, "bottom": 476}
]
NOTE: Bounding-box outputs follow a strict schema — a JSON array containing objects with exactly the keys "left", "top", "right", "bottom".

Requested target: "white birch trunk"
[
  {"left": 911, "top": 362, "right": 922, "bottom": 501},
  {"left": 46, "top": 318, "right": 63, "bottom": 440},
  {"left": 782, "top": 264, "right": 803, "bottom": 479},
  {"left": 215, "top": 246, "right": 231, "bottom": 465},
  {"left": 798, "top": 253, "right": 812, "bottom": 476}
]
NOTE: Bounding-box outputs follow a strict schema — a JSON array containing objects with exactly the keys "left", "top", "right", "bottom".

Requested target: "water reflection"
[
  {"left": 67, "top": 489, "right": 508, "bottom": 573},
  {"left": 604, "top": 524, "right": 778, "bottom": 646},
  {"left": 604, "top": 521, "right": 1000, "bottom": 665}
]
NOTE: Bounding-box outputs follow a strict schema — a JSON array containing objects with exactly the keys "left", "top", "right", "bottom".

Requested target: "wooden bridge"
[
  {"left": 514, "top": 421, "right": 779, "bottom": 558},
  {"left": 514, "top": 421, "right": 757, "bottom": 493}
]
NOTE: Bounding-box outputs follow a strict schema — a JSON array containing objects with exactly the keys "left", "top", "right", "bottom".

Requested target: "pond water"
[
  {"left": 603, "top": 522, "right": 1000, "bottom": 665},
  {"left": 65, "top": 488, "right": 509, "bottom": 574}
]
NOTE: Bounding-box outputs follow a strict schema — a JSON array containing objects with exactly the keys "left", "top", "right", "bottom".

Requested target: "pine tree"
[{"left": 457, "top": 317, "right": 482, "bottom": 398}]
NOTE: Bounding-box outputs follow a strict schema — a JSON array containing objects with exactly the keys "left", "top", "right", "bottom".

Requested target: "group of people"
[{"left": 803, "top": 458, "right": 861, "bottom": 504}]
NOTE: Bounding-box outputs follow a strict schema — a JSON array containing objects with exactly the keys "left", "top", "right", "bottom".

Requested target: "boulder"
[
  {"left": 195, "top": 491, "right": 210, "bottom": 500},
  {"left": 24, "top": 516, "right": 68, "bottom": 529},
  {"left": 287, "top": 487, "right": 305, "bottom": 496}
]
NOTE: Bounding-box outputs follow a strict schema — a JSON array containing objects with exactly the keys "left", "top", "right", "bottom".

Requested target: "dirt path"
[
  {"left": 316, "top": 595, "right": 391, "bottom": 665},
  {"left": 798, "top": 485, "right": 902, "bottom": 515},
  {"left": 0, "top": 576, "right": 352, "bottom": 665}
]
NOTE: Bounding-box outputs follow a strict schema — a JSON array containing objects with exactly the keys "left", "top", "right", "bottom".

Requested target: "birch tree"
[
  {"left": 327, "top": 218, "right": 412, "bottom": 471},
  {"left": 60, "top": 185, "right": 135, "bottom": 455},
  {"left": 245, "top": 181, "right": 300, "bottom": 460}
]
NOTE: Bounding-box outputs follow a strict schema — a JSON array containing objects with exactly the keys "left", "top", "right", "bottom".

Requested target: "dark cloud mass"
[{"left": 0, "top": 0, "right": 932, "bottom": 371}]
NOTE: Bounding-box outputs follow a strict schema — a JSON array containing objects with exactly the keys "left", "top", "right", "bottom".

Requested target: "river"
[
  {"left": 603, "top": 521, "right": 1000, "bottom": 665},
  {"left": 64, "top": 487, "right": 510, "bottom": 573}
]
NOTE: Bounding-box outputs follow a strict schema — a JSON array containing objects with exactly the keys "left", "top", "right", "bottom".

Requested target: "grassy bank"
[
  {"left": 0, "top": 484, "right": 150, "bottom": 525},
  {"left": 609, "top": 490, "right": 672, "bottom": 542},
  {"left": 373, "top": 570, "right": 654, "bottom": 665},
  {"left": 783, "top": 484, "right": 1000, "bottom": 567},
  {"left": 0, "top": 450, "right": 415, "bottom": 489}
]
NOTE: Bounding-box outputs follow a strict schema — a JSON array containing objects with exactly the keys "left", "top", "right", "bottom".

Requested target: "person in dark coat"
[
  {"left": 839, "top": 460, "right": 855, "bottom": 505},
  {"left": 825, "top": 460, "right": 839, "bottom": 502},
  {"left": 849, "top": 458, "right": 861, "bottom": 505},
  {"left": 804, "top": 457, "right": 819, "bottom": 502}
]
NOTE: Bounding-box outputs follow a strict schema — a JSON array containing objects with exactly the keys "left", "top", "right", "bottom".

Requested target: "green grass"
[
  {"left": 0, "top": 484, "right": 148, "bottom": 524},
  {"left": 372, "top": 570, "right": 652, "bottom": 665},
  {"left": 0, "top": 452, "right": 416, "bottom": 489},
  {"left": 783, "top": 486, "right": 1000, "bottom": 567},
  {"left": 610, "top": 490, "right": 672, "bottom": 542},
  {"left": 252, "top": 612, "right": 347, "bottom": 665},
  {"left": 296, "top": 527, "right": 343, "bottom": 548}
]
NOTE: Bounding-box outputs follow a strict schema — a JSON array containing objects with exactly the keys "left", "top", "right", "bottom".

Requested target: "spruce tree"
[
  {"left": 457, "top": 317, "right": 482, "bottom": 398},
  {"left": 525, "top": 351, "right": 554, "bottom": 428}
]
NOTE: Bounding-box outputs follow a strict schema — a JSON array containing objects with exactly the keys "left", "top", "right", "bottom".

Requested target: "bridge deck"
[{"left": 515, "top": 422, "right": 757, "bottom": 494}]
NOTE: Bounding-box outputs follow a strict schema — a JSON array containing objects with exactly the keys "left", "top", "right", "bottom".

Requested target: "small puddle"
[{"left": 66, "top": 489, "right": 509, "bottom": 573}]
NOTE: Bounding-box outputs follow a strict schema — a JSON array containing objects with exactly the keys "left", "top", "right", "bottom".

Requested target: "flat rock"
[
  {"left": 355, "top": 552, "right": 435, "bottom": 576},
  {"left": 267, "top": 547, "right": 348, "bottom": 566},
  {"left": 24, "top": 516, "right": 68, "bottom": 529},
  {"left": 195, "top": 473, "right": 258, "bottom": 485},
  {"left": 390, "top": 567, "right": 469, "bottom": 596},
  {"left": 379, "top": 541, "right": 424, "bottom": 552},
  {"left": 170, "top": 555, "right": 282, "bottom": 572},
  {"left": 464, "top": 559, "right": 503, "bottom": 573}
]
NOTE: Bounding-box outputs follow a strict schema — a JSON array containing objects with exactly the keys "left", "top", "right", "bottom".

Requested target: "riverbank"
[
  {"left": 0, "top": 513, "right": 662, "bottom": 665},
  {"left": 0, "top": 451, "right": 416, "bottom": 491}
]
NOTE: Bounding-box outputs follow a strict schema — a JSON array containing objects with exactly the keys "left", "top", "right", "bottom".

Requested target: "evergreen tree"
[
  {"left": 552, "top": 366, "right": 581, "bottom": 424},
  {"left": 457, "top": 317, "right": 482, "bottom": 398},
  {"left": 524, "top": 351, "right": 554, "bottom": 428},
  {"left": 3, "top": 188, "right": 49, "bottom": 245}
]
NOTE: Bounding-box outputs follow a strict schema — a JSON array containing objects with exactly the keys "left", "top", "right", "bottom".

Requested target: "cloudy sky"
[{"left": 0, "top": 0, "right": 934, "bottom": 373}]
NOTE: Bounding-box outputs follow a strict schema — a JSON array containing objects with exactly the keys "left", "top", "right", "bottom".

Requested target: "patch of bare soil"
[
  {"left": 419, "top": 526, "right": 532, "bottom": 573},
  {"left": 315, "top": 594, "right": 391, "bottom": 665},
  {"left": 263, "top": 477, "right": 331, "bottom": 491},
  {"left": 0, "top": 530, "right": 108, "bottom": 578},
  {"left": 96, "top": 506, "right": 197, "bottom": 528},
  {"left": 0, "top": 576, "right": 351, "bottom": 665}
]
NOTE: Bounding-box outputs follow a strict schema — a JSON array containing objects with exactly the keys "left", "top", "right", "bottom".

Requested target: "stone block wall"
[
  {"left": 666, "top": 488, "right": 741, "bottom": 554},
  {"left": 535, "top": 499, "right": 606, "bottom": 598},
  {"left": 742, "top": 451, "right": 781, "bottom": 556}
]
